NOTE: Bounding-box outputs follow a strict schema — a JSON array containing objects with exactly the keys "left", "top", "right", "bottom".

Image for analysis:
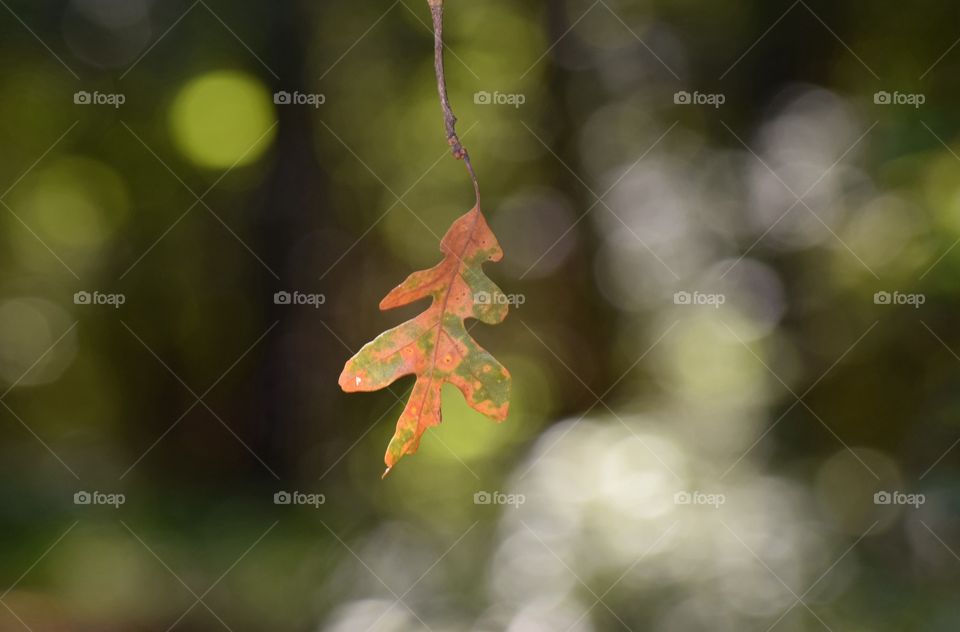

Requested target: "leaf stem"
[{"left": 428, "top": 0, "right": 481, "bottom": 205}]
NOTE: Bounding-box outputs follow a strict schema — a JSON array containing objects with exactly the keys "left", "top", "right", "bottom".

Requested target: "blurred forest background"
[{"left": 0, "top": 0, "right": 958, "bottom": 630}]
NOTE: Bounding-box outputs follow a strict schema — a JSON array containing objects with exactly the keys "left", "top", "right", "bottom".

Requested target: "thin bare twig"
[{"left": 428, "top": 0, "right": 480, "bottom": 205}]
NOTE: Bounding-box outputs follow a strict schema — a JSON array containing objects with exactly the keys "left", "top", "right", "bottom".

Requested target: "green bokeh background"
[{"left": 0, "top": 0, "right": 958, "bottom": 630}]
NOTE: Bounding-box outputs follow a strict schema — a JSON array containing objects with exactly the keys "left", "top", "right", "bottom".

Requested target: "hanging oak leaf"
[{"left": 339, "top": 205, "right": 511, "bottom": 475}]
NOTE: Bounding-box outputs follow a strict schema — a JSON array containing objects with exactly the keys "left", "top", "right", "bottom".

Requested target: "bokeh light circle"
[
  {"left": 0, "top": 298, "right": 77, "bottom": 388},
  {"left": 169, "top": 70, "right": 275, "bottom": 169}
]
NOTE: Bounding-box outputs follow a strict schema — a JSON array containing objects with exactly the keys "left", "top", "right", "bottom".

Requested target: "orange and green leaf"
[{"left": 339, "top": 205, "right": 511, "bottom": 476}]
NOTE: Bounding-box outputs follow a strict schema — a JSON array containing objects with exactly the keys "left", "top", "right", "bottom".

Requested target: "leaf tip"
[
  {"left": 339, "top": 361, "right": 371, "bottom": 393},
  {"left": 381, "top": 466, "right": 392, "bottom": 479},
  {"left": 337, "top": 368, "right": 354, "bottom": 392}
]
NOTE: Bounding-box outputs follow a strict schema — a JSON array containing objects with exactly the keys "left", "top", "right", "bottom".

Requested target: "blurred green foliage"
[{"left": 0, "top": 0, "right": 958, "bottom": 630}]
